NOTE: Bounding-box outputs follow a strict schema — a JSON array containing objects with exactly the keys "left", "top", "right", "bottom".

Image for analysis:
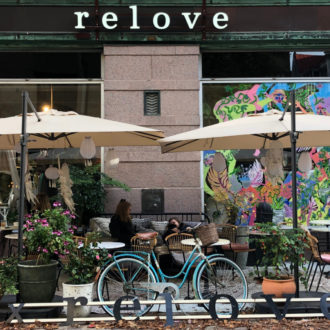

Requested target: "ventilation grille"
[{"left": 144, "top": 91, "right": 160, "bottom": 116}]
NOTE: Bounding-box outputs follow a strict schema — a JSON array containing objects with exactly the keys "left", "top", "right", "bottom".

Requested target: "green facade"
[{"left": 0, "top": 1, "right": 330, "bottom": 50}]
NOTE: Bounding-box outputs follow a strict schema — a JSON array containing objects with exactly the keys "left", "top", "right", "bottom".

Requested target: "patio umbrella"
[
  {"left": 0, "top": 109, "right": 164, "bottom": 149},
  {"left": 159, "top": 107, "right": 330, "bottom": 296},
  {"left": 0, "top": 92, "right": 164, "bottom": 260},
  {"left": 159, "top": 110, "right": 330, "bottom": 153}
]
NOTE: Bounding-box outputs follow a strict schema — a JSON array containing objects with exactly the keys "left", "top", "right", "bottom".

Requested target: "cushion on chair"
[
  {"left": 321, "top": 253, "right": 330, "bottom": 263},
  {"left": 221, "top": 242, "right": 249, "bottom": 251}
]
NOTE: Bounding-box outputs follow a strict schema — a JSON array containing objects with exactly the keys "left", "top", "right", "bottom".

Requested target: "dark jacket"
[
  {"left": 109, "top": 214, "right": 135, "bottom": 247},
  {"left": 163, "top": 222, "right": 189, "bottom": 241}
]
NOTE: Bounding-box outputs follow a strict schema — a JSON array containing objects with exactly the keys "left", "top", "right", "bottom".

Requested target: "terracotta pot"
[{"left": 262, "top": 276, "right": 296, "bottom": 298}]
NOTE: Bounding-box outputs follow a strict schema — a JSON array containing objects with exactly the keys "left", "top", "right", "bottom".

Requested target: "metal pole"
[
  {"left": 290, "top": 90, "right": 299, "bottom": 297},
  {"left": 18, "top": 91, "right": 29, "bottom": 258}
]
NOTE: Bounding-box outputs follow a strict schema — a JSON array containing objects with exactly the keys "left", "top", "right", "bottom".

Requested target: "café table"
[
  {"left": 181, "top": 238, "right": 230, "bottom": 254},
  {"left": 79, "top": 241, "right": 125, "bottom": 250},
  {"left": 4, "top": 233, "right": 18, "bottom": 257}
]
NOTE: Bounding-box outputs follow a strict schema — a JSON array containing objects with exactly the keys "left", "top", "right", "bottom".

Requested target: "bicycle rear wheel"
[
  {"left": 194, "top": 256, "right": 248, "bottom": 315},
  {"left": 97, "top": 257, "right": 158, "bottom": 317}
]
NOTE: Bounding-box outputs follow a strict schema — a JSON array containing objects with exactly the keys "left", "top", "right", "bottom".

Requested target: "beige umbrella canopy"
[
  {"left": 159, "top": 110, "right": 330, "bottom": 153},
  {"left": 0, "top": 109, "right": 164, "bottom": 149}
]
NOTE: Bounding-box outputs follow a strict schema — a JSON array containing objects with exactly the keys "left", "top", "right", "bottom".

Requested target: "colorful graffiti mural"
[{"left": 203, "top": 82, "right": 330, "bottom": 226}]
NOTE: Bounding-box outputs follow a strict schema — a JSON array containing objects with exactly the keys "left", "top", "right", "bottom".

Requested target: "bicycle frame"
[{"left": 109, "top": 239, "right": 222, "bottom": 291}]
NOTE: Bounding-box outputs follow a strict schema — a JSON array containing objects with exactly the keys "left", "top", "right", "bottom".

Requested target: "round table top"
[
  {"left": 249, "top": 230, "right": 270, "bottom": 236},
  {"left": 5, "top": 233, "right": 18, "bottom": 240},
  {"left": 309, "top": 226, "right": 330, "bottom": 232},
  {"left": 0, "top": 225, "right": 18, "bottom": 232},
  {"left": 79, "top": 241, "right": 126, "bottom": 250},
  {"left": 181, "top": 238, "right": 230, "bottom": 247},
  {"left": 310, "top": 220, "right": 330, "bottom": 226},
  {"left": 95, "top": 241, "right": 125, "bottom": 250}
]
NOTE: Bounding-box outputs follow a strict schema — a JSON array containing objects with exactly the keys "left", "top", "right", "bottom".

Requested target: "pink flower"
[
  {"left": 108, "top": 254, "right": 112, "bottom": 258},
  {"left": 70, "top": 214, "right": 76, "bottom": 219},
  {"left": 96, "top": 255, "right": 100, "bottom": 260},
  {"left": 63, "top": 241, "right": 69, "bottom": 246},
  {"left": 53, "top": 201, "right": 62, "bottom": 207},
  {"left": 42, "top": 248, "right": 48, "bottom": 253},
  {"left": 72, "top": 225, "right": 77, "bottom": 230},
  {"left": 54, "top": 250, "right": 59, "bottom": 255},
  {"left": 42, "top": 223, "right": 49, "bottom": 227},
  {"left": 62, "top": 210, "right": 70, "bottom": 215}
]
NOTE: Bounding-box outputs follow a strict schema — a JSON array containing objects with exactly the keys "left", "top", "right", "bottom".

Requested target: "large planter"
[
  {"left": 18, "top": 260, "right": 58, "bottom": 302},
  {"left": 262, "top": 276, "right": 296, "bottom": 298},
  {"left": 62, "top": 282, "right": 94, "bottom": 317}
]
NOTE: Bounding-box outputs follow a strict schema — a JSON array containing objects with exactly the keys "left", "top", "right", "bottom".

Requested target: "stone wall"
[{"left": 103, "top": 45, "right": 201, "bottom": 213}]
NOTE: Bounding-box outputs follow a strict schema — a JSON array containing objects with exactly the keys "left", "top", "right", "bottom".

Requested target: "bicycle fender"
[{"left": 193, "top": 254, "right": 224, "bottom": 284}]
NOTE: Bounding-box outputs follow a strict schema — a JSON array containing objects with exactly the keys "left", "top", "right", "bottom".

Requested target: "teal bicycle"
[{"left": 97, "top": 231, "right": 248, "bottom": 317}]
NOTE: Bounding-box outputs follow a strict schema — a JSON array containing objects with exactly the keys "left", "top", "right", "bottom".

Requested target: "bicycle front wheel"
[
  {"left": 194, "top": 256, "right": 248, "bottom": 315},
  {"left": 97, "top": 257, "right": 158, "bottom": 317}
]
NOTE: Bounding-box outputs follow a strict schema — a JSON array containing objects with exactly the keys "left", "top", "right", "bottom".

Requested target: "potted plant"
[
  {"left": 70, "top": 164, "right": 130, "bottom": 226},
  {"left": 251, "top": 222, "right": 309, "bottom": 297},
  {"left": 0, "top": 256, "right": 19, "bottom": 299},
  {"left": 62, "top": 232, "right": 111, "bottom": 317},
  {"left": 19, "top": 201, "right": 76, "bottom": 302}
]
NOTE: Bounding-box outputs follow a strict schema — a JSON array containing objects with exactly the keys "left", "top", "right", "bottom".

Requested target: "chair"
[
  {"left": 306, "top": 230, "right": 330, "bottom": 291},
  {"left": 217, "top": 224, "right": 255, "bottom": 263},
  {"left": 130, "top": 234, "right": 158, "bottom": 254}
]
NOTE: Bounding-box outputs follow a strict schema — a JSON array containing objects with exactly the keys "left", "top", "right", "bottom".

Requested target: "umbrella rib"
[
  {"left": 31, "top": 132, "right": 76, "bottom": 141},
  {"left": 131, "top": 131, "right": 163, "bottom": 141},
  {"left": 163, "top": 139, "right": 200, "bottom": 152},
  {"left": 253, "top": 132, "right": 290, "bottom": 140}
]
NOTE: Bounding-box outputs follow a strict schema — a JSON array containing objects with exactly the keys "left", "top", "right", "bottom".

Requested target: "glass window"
[
  {"left": 202, "top": 52, "right": 330, "bottom": 78},
  {"left": 202, "top": 82, "right": 329, "bottom": 227},
  {"left": 0, "top": 52, "right": 101, "bottom": 79}
]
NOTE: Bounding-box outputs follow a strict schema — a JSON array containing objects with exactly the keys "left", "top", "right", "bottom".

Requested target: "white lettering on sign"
[
  {"left": 74, "top": 11, "right": 89, "bottom": 29},
  {"left": 74, "top": 8, "right": 229, "bottom": 31},
  {"left": 129, "top": 5, "right": 140, "bottom": 29},
  {"left": 181, "top": 12, "right": 201, "bottom": 30},
  {"left": 153, "top": 12, "right": 170, "bottom": 30},
  {"left": 213, "top": 12, "right": 229, "bottom": 29},
  {"left": 102, "top": 12, "right": 118, "bottom": 29}
]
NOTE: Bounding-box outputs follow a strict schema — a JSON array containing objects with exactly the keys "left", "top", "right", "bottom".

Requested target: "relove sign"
[{"left": 74, "top": 5, "right": 229, "bottom": 31}]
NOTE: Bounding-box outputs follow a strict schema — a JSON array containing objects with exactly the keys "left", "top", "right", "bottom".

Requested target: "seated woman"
[
  {"left": 162, "top": 217, "right": 191, "bottom": 240},
  {"left": 109, "top": 199, "right": 136, "bottom": 248}
]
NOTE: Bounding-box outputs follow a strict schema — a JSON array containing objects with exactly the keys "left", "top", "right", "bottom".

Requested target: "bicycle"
[{"left": 97, "top": 229, "right": 248, "bottom": 318}]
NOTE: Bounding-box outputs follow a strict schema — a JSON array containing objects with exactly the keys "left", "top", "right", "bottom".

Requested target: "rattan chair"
[
  {"left": 217, "top": 223, "right": 255, "bottom": 263},
  {"left": 130, "top": 234, "right": 158, "bottom": 253},
  {"left": 306, "top": 230, "right": 330, "bottom": 291}
]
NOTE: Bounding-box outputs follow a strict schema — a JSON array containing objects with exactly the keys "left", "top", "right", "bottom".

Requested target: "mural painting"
[{"left": 203, "top": 83, "right": 330, "bottom": 226}]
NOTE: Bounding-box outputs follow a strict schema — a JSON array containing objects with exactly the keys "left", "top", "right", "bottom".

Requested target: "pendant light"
[{"left": 80, "top": 136, "right": 96, "bottom": 166}]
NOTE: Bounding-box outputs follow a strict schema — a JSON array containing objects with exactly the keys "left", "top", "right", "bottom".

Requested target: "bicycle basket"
[{"left": 196, "top": 223, "right": 218, "bottom": 246}]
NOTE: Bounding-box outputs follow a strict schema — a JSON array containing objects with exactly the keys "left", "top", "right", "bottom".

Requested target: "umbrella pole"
[
  {"left": 18, "top": 91, "right": 29, "bottom": 259},
  {"left": 290, "top": 90, "right": 299, "bottom": 297}
]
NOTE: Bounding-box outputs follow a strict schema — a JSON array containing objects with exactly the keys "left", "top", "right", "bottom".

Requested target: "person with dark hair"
[
  {"left": 163, "top": 217, "right": 191, "bottom": 240},
  {"left": 109, "top": 199, "right": 135, "bottom": 247}
]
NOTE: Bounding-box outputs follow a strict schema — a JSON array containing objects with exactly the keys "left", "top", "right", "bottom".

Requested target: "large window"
[{"left": 202, "top": 52, "right": 330, "bottom": 226}]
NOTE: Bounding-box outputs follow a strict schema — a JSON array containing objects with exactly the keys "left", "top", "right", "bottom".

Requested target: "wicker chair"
[
  {"left": 306, "top": 230, "right": 330, "bottom": 291},
  {"left": 217, "top": 224, "right": 255, "bottom": 263},
  {"left": 130, "top": 234, "right": 158, "bottom": 253}
]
